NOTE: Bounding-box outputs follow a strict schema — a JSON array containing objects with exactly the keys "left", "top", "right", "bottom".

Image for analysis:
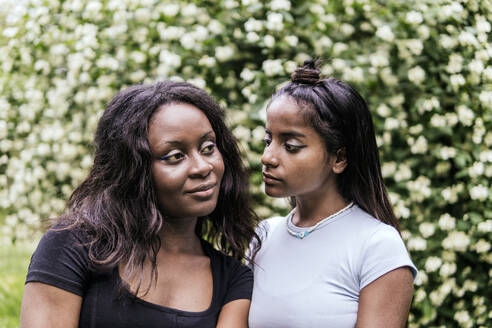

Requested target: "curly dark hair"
[
  {"left": 57, "top": 80, "right": 261, "bottom": 294},
  {"left": 270, "top": 59, "right": 399, "bottom": 231}
]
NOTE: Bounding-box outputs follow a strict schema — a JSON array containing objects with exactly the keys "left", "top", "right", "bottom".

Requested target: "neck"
[
  {"left": 158, "top": 217, "right": 202, "bottom": 255},
  {"left": 293, "top": 189, "right": 348, "bottom": 228}
]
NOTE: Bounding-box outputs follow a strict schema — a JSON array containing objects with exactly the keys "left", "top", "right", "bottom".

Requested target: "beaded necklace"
[{"left": 286, "top": 202, "right": 354, "bottom": 239}]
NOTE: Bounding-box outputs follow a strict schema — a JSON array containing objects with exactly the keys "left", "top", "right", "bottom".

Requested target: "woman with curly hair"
[{"left": 21, "top": 80, "right": 260, "bottom": 327}]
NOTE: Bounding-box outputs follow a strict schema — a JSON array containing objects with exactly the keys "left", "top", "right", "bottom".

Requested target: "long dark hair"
[
  {"left": 270, "top": 59, "right": 399, "bottom": 231},
  {"left": 57, "top": 80, "right": 261, "bottom": 294}
]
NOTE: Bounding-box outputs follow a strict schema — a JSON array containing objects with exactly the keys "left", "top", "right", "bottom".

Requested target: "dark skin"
[
  {"left": 262, "top": 95, "right": 414, "bottom": 327},
  {"left": 20, "top": 103, "right": 249, "bottom": 328}
]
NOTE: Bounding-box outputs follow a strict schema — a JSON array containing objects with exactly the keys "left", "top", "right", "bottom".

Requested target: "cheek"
[
  {"left": 152, "top": 163, "right": 186, "bottom": 194},
  {"left": 213, "top": 152, "right": 225, "bottom": 182},
  {"left": 285, "top": 155, "right": 328, "bottom": 186}
]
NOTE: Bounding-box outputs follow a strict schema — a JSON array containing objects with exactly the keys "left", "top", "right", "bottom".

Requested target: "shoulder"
[
  {"left": 256, "top": 213, "right": 289, "bottom": 241},
  {"left": 26, "top": 225, "right": 91, "bottom": 296},
  {"left": 201, "top": 240, "right": 254, "bottom": 304}
]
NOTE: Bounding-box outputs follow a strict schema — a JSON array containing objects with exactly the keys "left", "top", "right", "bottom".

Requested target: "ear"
[{"left": 332, "top": 148, "right": 347, "bottom": 174}]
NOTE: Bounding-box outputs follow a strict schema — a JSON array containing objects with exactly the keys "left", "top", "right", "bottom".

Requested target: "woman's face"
[
  {"left": 148, "top": 103, "right": 224, "bottom": 219},
  {"left": 261, "top": 95, "right": 336, "bottom": 199}
]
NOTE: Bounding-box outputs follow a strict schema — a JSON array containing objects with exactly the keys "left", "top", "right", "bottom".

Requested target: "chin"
[{"left": 264, "top": 186, "right": 288, "bottom": 198}]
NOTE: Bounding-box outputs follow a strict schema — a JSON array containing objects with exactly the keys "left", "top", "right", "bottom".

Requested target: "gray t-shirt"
[{"left": 248, "top": 205, "right": 417, "bottom": 328}]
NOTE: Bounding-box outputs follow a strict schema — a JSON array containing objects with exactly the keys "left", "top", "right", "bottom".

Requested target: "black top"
[{"left": 26, "top": 227, "right": 253, "bottom": 328}]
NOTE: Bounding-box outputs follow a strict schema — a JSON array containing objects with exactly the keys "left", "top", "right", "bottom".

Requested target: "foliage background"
[{"left": 1, "top": 0, "right": 491, "bottom": 326}]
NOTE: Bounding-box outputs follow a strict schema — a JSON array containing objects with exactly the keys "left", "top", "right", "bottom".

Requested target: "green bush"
[{"left": 1, "top": 0, "right": 491, "bottom": 326}]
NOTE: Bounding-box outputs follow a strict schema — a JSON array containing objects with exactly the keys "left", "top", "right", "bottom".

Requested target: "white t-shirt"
[{"left": 248, "top": 205, "right": 417, "bottom": 328}]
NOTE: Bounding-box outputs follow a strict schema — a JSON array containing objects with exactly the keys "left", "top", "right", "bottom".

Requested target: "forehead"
[
  {"left": 266, "top": 96, "right": 312, "bottom": 132},
  {"left": 148, "top": 103, "right": 213, "bottom": 146}
]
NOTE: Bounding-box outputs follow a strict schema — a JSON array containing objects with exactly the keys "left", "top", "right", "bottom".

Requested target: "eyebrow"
[
  {"left": 163, "top": 130, "right": 215, "bottom": 146},
  {"left": 265, "top": 129, "right": 306, "bottom": 138}
]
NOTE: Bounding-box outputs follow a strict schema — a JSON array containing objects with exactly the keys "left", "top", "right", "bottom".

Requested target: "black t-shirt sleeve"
[
  {"left": 25, "top": 227, "right": 89, "bottom": 296},
  {"left": 222, "top": 259, "right": 253, "bottom": 305}
]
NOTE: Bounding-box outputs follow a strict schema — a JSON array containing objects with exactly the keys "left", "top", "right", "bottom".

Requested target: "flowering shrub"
[{"left": 1, "top": 0, "right": 491, "bottom": 326}]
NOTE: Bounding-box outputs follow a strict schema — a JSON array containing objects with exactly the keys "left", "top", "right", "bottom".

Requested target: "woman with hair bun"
[
  {"left": 21, "top": 80, "right": 260, "bottom": 327},
  {"left": 249, "top": 59, "right": 417, "bottom": 327}
]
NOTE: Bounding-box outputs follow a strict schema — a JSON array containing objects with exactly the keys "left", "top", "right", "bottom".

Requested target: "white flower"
[
  {"left": 188, "top": 78, "right": 206, "bottom": 89},
  {"left": 376, "top": 25, "right": 394, "bottom": 42},
  {"left": 161, "top": 3, "right": 179, "bottom": 16},
  {"left": 384, "top": 117, "right": 399, "bottom": 130},
  {"left": 408, "top": 236, "right": 427, "bottom": 251},
  {"left": 440, "top": 34, "right": 457, "bottom": 49},
  {"left": 456, "top": 105, "right": 474, "bottom": 126},
  {"left": 410, "top": 135, "right": 428, "bottom": 154},
  {"left": 442, "top": 231, "right": 470, "bottom": 252},
  {"left": 340, "top": 23, "right": 355, "bottom": 36},
  {"left": 232, "top": 126, "right": 250, "bottom": 141},
  {"left": 382, "top": 162, "right": 396, "bottom": 177},
  {"left": 476, "top": 16, "right": 491, "bottom": 33},
  {"left": 408, "top": 66, "right": 426, "bottom": 84},
  {"left": 458, "top": 31, "right": 478, "bottom": 47},
  {"left": 454, "top": 311, "right": 471, "bottom": 325},
  {"left": 406, "top": 39, "right": 423, "bottom": 56},
  {"left": 483, "top": 66, "right": 492, "bottom": 81},
  {"left": 198, "top": 56, "right": 216, "bottom": 67},
  {"left": 240, "top": 68, "right": 255, "bottom": 82},
  {"left": 246, "top": 32, "right": 260, "bottom": 43},
  {"left": 284, "top": 35, "right": 298, "bottom": 47},
  {"left": 439, "top": 213, "right": 456, "bottom": 230},
  {"left": 419, "top": 222, "right": 435, "bottom": 238},
  {"left": 430, "top": 114, "right": 446, "bottom": 128},
  {"left": 418, "top": 25, "right": 430, "bottom": 39},
  {"left": 414, "top": 271, "right": 427, "bottom": 286},
  {"left": 479, "top": 91, "right": 492, "bottom": 107},
  {"left": 469, "top": 59, "right": 484, "bottom": 74},
  {"left": 264, "top": 35, "right": 275, "bottom": 48},
  {"left": 215, "top": 46, "right": 234, "bottom": 61},
  {"left": 270, "top": 0, "right": 291, "bottom": 11},
  {"left": 406, "top": 11, "right": 423, "bottom": 25},
  {"left": 439, "top": 146, "right": 456, "bottom": 160},
  {"left": 394, "top": 164, "right": 412, "bottom": 182},
  {"left": 181, "top": 33, "right": 198, "bottom": 49},
  {"left": 244, "top": 18, "right": 262, "bottom": 32},
  {"left": 474, "top": 239, "right": 490, "bottom": 253},
  {"left": 3, "top": 26, "right": 19, "bottom": 38},
  {"left": 439, "top": 262, "right": 457, "bottom": 277},
  {"left": 284, "top": 60, "right": 297, "bottom": 73},
  {"left": 266, "top": 12, "right": 283, "bottom": 31},
  {"left": 343, "top": 67, "right": 364, "bottom": 83},
  {"left": 333, "top": 42, "right": 348, "bottom": 55},
  {"left": 159, "top": 50, "right": 181, "bottom": 68},
  {"left": 208, "top": 20, "right": 223, "bottom": 34},
  {"left": 377, "top": 104, "right": 391, "bottom": 117},
  {"left": 425, "top": 256, "right": 442, "bottom": 272},
  {"left": 370, "top": 52, "right": 389, "bottom": 67},
  {"left": 262, "top": 59, "right": 283, "bottom": 76},
  {"left": 450, "top": 74, "right": 466, "bottom": 89},
  {"left": 181, "top": 4, "right": 198, "bottom": 16},
  {"left": 469, "top": 185, "right": 488, "bottom": 201},
  {"left": 468, "top": 162, "right": 484, "bottom": 177},
  {"left": 477, "top": 220, "right": 492, "bottom": 232},
  {"left": 446, "top": 54, "right": 463, "bottom": 73}
]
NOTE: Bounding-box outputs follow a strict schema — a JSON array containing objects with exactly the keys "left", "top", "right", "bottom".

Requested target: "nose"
[
  {"left": 261, "top": 145, "right": 279, "bottom": 168},
  {"left": 189, "top": 152, "right": 213, "bottom": 178}
]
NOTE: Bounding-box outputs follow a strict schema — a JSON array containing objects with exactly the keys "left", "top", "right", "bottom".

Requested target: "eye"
[
  {"left": 284, "top": 143, "right": 305, "bottom": 153},
  {"left": 201, "top": 141, "right": 216, "bottom": 155},
  {"left": 263, "top": 135, "right": 272, "bottom": 146},
  {"left": 159, "top": 151, "right": 184, "bottom": 163}
]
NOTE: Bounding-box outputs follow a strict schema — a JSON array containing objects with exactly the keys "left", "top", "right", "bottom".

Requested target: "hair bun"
[{"left": 291, "top": 59, "right": 321, "bottom": 84}]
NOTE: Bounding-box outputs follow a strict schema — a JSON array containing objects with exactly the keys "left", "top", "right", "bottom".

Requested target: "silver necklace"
[{"left": 286, "top": 202, "right": 354, "bottom": 239}]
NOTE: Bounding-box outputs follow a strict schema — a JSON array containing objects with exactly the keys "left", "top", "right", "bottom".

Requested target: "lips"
[
  {"left": 187, "top": 182, "right": 218, "bottom": 199},
  {"left": 188, "top": 183, "right": 217, "bottom": 193},
  {"left": 262, "top": 172, "right": 283, "bottom": 184}
]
